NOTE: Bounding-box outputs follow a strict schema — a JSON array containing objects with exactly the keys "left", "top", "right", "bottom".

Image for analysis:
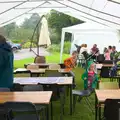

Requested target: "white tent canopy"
[
  {"left": 60, "top": 22, "right": 120, "bottom": 62},
  {"left": 0, "top": 0, "right": 120, "bottom": 29},
  {"left": 0, "top": 0, "right": 120, "bottom": 62}
]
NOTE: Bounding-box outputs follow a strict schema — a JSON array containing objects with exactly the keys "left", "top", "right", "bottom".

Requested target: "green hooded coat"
[{"left": 82, "top": 61, "right": 98, "bottom": 89}]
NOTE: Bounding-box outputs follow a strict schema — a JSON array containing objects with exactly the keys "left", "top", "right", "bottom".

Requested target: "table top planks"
[
  {"left": 95, "top": 89, "right": 120, "bottom": 102},
  {"left": 14, "top": 77, "right": 73, "bottom": 85},
  {"left": 0, "top": 91, "right": 52, "bottom": 104}
]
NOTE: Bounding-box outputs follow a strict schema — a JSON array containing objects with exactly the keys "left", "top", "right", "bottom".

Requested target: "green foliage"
[
  {"left": 47, "top": 44, "right": 60, "bottom": 53},
  {"left": 4, "top": 22, "right": 16, "bottom": 38},
  {"left": 3, "top": 11, "right": 83, "bottom": 45},
  {"left": 12, "top": 39, "right": 23, "bottom": 43},
  {"left": 3, "top": 13, "right": 40, "bottom": 41},
  {"left": 47, "top": 10, "right": 84, "bottom": 44},
  {"left": 21, "top": 13, "right": 40, "bottom": 29},
  {"left": 22, "top": 42, "right": 37, "bottom": 49},
  {"left": 63, "top": 41, "right": 71, "bottom": 54},
  {"left": 11, "top": 28, "right": 34, "bottom": 40},
  {"left": 47, "top": 41, "right": 71, "bottom": 54},
  {"left": 114, "top": 52, "right": 120, "bottom": 59}
]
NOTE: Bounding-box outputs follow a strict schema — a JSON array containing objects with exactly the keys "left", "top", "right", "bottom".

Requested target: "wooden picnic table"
[
  {"left": 0, "top": 91, "right": 52, "bottom": 120},
  {"left": 24, "top": 63, "right": 65, "bottom": 69},
  {"left": 14, "top": 77, "right": 73, "bottom": 115},
  {"left": 95, "top": 89, "right": 120, "bottom": 120}
]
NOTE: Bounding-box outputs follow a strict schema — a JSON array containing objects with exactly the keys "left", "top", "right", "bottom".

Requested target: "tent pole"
[
  {"left": 37, "top": 21, "right": 40, "bottom": 55},
  {"left": 60, "top": 31, "right": 65, "bottom": 63},
  {"left": 70, "top": 33, "right": 74, "bottom": 55}
]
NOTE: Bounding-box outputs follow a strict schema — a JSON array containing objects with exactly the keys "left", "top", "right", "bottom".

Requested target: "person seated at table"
[
  {"left": 104, "top": 49, "right": 111, "bottom": 60},
  {"left": 90, "top": 44, "right": 99, "bottom": 60},
  {"left": 64, "top": 51, "right": 78, "bottom": 71},
  {"left": 64, "top": 51, "right": 78, "bottom": 88},
  {"left": 82, "top": 61, "right": 98, "bottom": 91},
  {"left": 111, "top": 46, "right": 117, "bottom": 60},
  {"left": 0, "top": 35, "right": 13, "bottom": 88}
]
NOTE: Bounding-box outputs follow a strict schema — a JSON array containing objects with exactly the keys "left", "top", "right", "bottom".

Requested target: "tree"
[
  {"left": 47, "top": 10, "right": 84, "bottom": 44},
  {"left": 21, "top": 13, "right": 40, "bottom": 29},
  {"left": 3, "top": 22, "right": 16, "bottom": 38}
]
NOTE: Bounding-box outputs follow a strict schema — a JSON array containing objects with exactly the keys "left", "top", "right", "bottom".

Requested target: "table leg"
[
  {"left": 46, "top": 104, "right": 49, "bottom": 120},
  {"left": 50, "top": 101, "right": 53, "bottom": 120},
  {"left": 99, "top": 103, "right": 101, "bottom": 120},
  {"left": 70, "top": 85, "right": 72, "bottom": 115},
  {"left": 119, "top": 78, "right": 120, "bottom": 88},
  {"left": 95, "top": 94, "right": 98, "bottom": 120}
]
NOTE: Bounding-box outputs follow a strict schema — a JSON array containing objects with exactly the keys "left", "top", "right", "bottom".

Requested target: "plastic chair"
[
  {"left": 23, "top": 85, "right": 43, "bottom": 91},
  {"left": 45, "top": 70, "right": 63, "bottom": 77},
  {"left": 4, "top": 102, "right": 40, "bottom": 120},
  {"left": 41, "top": 83, "right": 65, "bottom": 120},
  {"left": 27, "top": 65, "right": 40, "bottom": 77},
  {"left": 0, "top": 108, "right": 13, "bottom": 120},
  {"left": 100, "top": 67, "right": 110, "bottom": 78},
  {"left": 0, "top": 88, "right": 10, "bottom": 91},
  {"left": 23, "top": 84, "right": 45, "bottom": 111},
  {"left": 27, "top": 64, "right": 39, "bottom": 70},
  {"left": 96, "top": 54, "right": 105, "bottom": 63},
  {"left": 104, "top": 99, "right": 120, "bottom": 120},
  {"left": 11, "top": 83, "right": 23, "bottom": 91},
  {"left": 72, "top": 88, "right": 94, "bottom": 114},
  {"left": 98, "top": 82, "right": 119, "bottom": 119},
  {"left": 34, "top": 56, "right": 46, "bottom": 64},
  {"left": 99, "top": 82, "right": 119, "bottom": 90},
  {"left": 49, "top": 64, "right": 60, "bottom": 70}
]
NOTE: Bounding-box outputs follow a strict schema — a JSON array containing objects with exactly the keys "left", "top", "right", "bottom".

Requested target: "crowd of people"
[
  {"left": 104, "top": 46, "right": 117, "bottom": 60},
  {"left": 63, "top": 44, "right": 118, "bottom": 90},
  {"left": 76, "top": 43, "right": 117, "bottom": 61}
]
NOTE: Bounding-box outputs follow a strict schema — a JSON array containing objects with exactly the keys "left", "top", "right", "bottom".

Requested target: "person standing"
[
  {"left": 64, "top": 51, "right": 78, "bottom": 88},
  {"left": 111, "top": 46, "right": 117, "bottom": 60},
  {"left": 104, "top": 49, "right": 111, "bottom": 60},
  {"left": 90, "top": 44, "right": 99, "bottom": 60},
  {"left": 108, "top": 46, "right": 112, "bottom": 54},
  {"left": 0, "top": 35, "right": 14, "bottom": 88}
]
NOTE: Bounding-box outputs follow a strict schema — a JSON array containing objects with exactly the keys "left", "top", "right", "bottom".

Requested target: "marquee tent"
[
  {"left": 60, "top": 22, "right": 120, "bottom": 62},
  {"left": 0, "top": 0, "right": 120, "bottom": 29},
  {"left": 0, "top": 0, "right": 120, "bottom": 62}
]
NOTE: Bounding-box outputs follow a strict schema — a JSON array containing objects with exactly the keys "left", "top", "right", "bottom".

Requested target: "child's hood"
[
  {"left": 87, "top": 60, "right": 97, "bottom": 73},
  {"left": 87, "top": 60, "right": 94, "bottom": 71}
]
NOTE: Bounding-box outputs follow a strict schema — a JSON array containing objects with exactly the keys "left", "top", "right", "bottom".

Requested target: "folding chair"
[
  {"left": 72, "top": 88, "right": 94, "bottom": 114},
  {"left": 23, "top": 84, "right": 45, "bottom": 119},
  {"left": 98, "top": 82, "right": 119, "bottom": 120},
  {"left": 34, "top": 56, "right": 46, "bottom": 64},
  {"left": 4, "top": 102, "right": 40, "bottom": 120},
  {"left": 104, "top": 99, "right": 120, "bottom": 120},
  {"left": 0, "top": 88, "right": 10, "bottom": 92},
  {"left": 49, "top": 64, "right": 60, "bottom": 70}
]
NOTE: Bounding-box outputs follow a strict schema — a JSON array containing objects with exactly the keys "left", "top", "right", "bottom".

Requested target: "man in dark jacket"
[{"left": 0, "top": 35, "right": 13, "bottom": 88}]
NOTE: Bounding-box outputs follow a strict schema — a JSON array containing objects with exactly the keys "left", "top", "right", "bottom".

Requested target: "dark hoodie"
[{"left": 0, "top": 42, "right": 13, "bottom": 88}]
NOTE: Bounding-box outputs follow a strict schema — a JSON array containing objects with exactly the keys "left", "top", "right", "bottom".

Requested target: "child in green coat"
[{"left": 82, "top": 61, "right": 98, "bottom": 90}]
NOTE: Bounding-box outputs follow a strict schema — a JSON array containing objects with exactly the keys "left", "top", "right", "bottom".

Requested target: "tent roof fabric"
[
  {"left": 62, "top": 22, "right": 117, "bottom": 33},
  {"left": 0, "top": 0, "right": 120, "bottom": 29}
]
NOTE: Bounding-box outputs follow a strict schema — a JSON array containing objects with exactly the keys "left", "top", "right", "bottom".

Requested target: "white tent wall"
[
  {"left": 60, "top": 22, "right": 120, "bottom": 63},
  {"left": 71, "top": 31, "right": 120, "bottom": 53}
]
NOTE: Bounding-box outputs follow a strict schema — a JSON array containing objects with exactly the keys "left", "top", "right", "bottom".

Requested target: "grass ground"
[
  {"left": 14, "top": 52, "right": 95, "bottom": 120},
  {"left": 14, "top": 52, "right": 69, "bottom": 69}
]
